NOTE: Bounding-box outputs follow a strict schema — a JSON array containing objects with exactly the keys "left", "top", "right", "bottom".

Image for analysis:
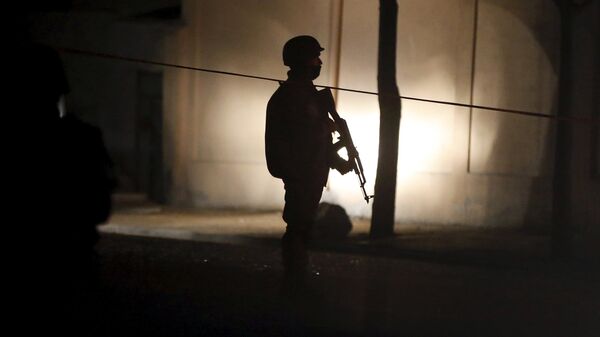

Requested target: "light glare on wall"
[{"left": 325, "top": 103, "right": 454, "bottom": 211}]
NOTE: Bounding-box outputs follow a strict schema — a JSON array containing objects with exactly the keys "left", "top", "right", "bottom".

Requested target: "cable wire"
[{"left": 55, "top": 46, "right": 598, "bottom": 124}]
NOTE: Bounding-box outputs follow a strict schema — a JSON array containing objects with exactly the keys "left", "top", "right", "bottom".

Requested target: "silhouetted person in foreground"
[
  {"left": 13, "top": 42, "right": 115, "bottom": 330},
  {"left": 265, "top": 36, "right": 351, "bottom": 293},
  {"left": 16, "top": 43, "right": 115, "bottom": 270}
]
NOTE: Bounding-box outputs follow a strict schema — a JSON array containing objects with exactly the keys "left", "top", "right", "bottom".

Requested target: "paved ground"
[
  {"left": 46, "top": 195, "right": 599, "bottom": 336},
  {"left": 102, "top": 194, "right": 553, "bottom": 266},
  {"left": 64, "top": 233, "right": 598, "bottom": 337}
]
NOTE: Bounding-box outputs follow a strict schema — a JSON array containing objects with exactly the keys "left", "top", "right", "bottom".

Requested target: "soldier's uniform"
[
  {"left": 265, "top": 36, "right": 346, "bottom": 283},
  {"left": 266, "top": 73, "right": 333, "bottom": 277}
]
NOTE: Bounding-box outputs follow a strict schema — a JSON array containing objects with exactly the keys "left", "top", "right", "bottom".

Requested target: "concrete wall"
[
  {"left": 163, "top": 0, "right": 344, "bottom": 208},
  {"left": 164, "top": 0, "right": 563, "bottom": 228},
  {"left": 323, "top": 0, "right": 560, "bottom": 228}
]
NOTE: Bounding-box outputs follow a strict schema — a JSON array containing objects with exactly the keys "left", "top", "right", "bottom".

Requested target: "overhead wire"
[{"left": 54, "top": 46, "right": 598, "bottom": 124}]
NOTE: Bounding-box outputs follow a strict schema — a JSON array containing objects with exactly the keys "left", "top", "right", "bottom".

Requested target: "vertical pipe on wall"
[
  {"left": 329, "top": 0, "right": 344, "bottom": 103},
  {"left": 466, "top": 0, "right": 479, "bottom": 173}
]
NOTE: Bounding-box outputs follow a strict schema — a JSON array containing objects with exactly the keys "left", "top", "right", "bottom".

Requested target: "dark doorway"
[{"left": 136, "top": 71, "right": 165, "bottom": 203}]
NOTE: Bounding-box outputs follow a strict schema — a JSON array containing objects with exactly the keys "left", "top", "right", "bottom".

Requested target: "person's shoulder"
[
  {"left": 271, "top": 82, "right": 296, "bottom": 97},
  {"left": 270, "top": 81, "right": 308, "bottom": 103},
  {"left": 267, "top": 84, "right": 289, "bottom": 108}
]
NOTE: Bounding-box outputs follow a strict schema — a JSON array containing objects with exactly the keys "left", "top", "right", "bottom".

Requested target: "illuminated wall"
[
  {"left": 164, "top": 0, "right": 343, "bottom": 208},
  {"left": 164, "top": 0, "right": 562, "bottom": 228}
]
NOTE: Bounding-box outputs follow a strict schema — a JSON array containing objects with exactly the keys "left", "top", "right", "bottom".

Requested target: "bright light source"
[
  {"left": 398, "top": 111, "right": 449, "bottom": 176},
  {"left": 324, "top": 102, "right": 454, "bottom": 215}
]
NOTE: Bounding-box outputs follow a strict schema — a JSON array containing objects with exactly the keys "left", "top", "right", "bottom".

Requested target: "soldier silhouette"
[{"left": 265, "top": 35, "right": 351, "bottom": 292}]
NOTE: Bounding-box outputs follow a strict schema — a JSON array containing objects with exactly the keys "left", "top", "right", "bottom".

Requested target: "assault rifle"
[{"left": 318, "top": 88, "right": 374, "bottom": 204}]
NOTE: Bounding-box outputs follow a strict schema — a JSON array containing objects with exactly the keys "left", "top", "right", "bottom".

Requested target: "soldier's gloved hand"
[{"left": 334, "top": 159, "right": 354, "bottom": 175}]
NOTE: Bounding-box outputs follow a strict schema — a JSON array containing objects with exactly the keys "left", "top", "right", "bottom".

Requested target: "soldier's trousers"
[{"left": 281, "top": 181, "right": 324, "bottom": 281}]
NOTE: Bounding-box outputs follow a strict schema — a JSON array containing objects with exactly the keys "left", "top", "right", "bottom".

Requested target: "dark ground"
[{"left": 39, "top": 232, "right": 600, "bottom": 337}]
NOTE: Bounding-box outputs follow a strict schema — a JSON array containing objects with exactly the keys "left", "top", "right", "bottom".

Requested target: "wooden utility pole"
[
  {"left": 370, "top": 0, "right": 401, "bottom": 238},
  {"left": 551, "top": 0, "right": 573, "bottom": 258},
  {"left": 551, "top": 0, "right": 596, "bottom": 257}
]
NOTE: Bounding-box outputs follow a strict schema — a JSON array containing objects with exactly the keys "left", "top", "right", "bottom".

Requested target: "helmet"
[{"left": 282, "top": 35, "right": 324, "bottom": 67}]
